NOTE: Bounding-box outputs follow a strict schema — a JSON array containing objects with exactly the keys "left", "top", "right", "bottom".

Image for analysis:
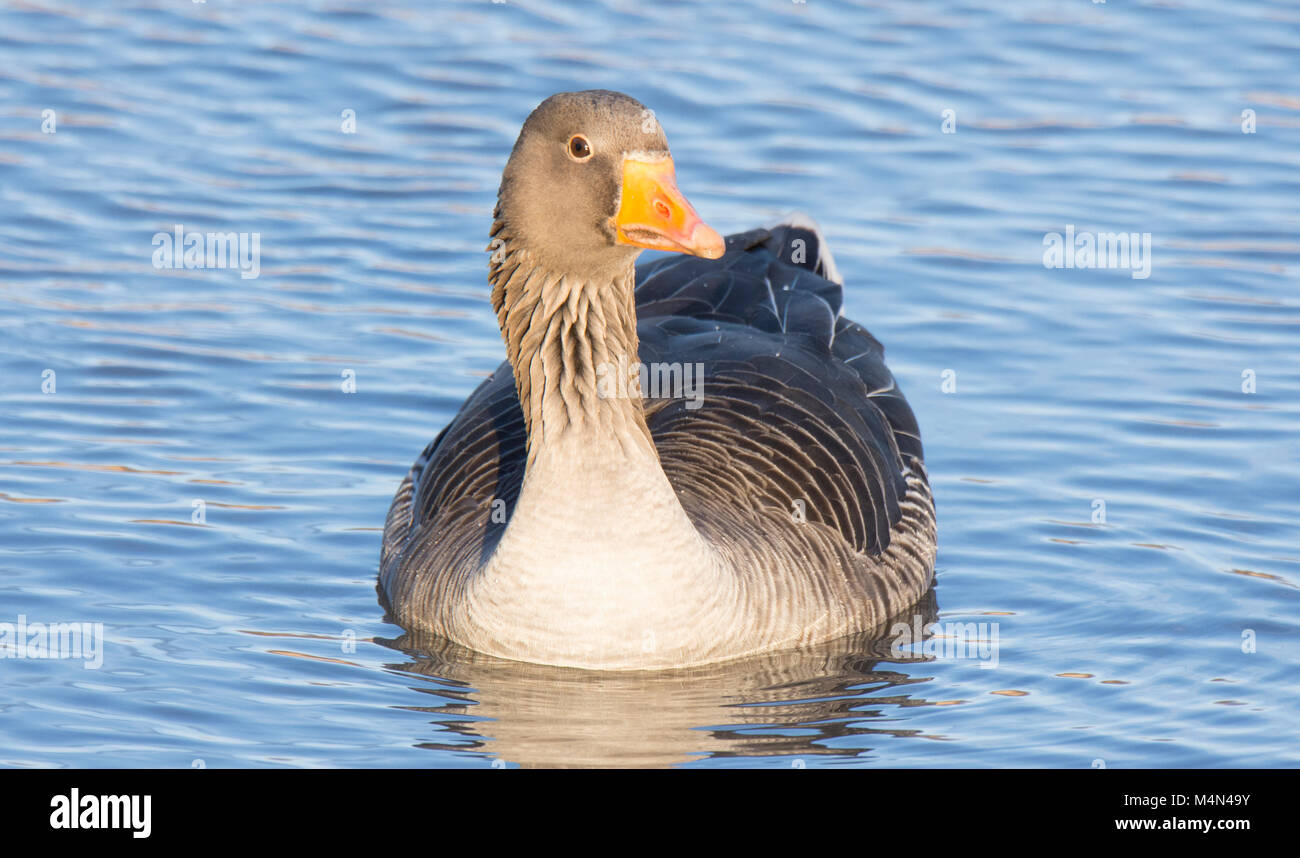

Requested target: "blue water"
[{"left": 2, "top": 0, "right": 1298, "bottom": 767}]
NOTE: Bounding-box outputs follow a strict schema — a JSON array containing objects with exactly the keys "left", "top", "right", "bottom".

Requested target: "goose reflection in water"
[{"left": 376, "top": 589, "right": 941, "bottom": 768}]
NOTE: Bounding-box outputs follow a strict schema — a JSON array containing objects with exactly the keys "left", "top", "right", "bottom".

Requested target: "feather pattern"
[{"left": 381, "top": 221, "right": 935, "bottom": 667}]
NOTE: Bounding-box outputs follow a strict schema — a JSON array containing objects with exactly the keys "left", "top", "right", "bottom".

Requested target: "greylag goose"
[{"left": 381, "top": 90, "right": 936, "bottom": 670}]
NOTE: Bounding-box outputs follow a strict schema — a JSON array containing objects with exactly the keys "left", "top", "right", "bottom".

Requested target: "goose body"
[{"left": 380, "top": 92, "right": 935, "bottom": 670}]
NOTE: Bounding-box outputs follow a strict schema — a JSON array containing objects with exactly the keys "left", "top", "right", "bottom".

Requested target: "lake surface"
[{"left": 1, "top": 0, "right": 1298, "bottom": 768}]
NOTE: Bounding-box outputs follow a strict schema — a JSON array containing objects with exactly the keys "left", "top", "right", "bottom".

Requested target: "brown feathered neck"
[{"left": 487, "top": 217, "right": 655, "bottom": 466}]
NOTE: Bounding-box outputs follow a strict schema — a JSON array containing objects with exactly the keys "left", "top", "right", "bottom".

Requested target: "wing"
[
  {"left": 380, "top": 363, "right": 525, "bottom": 606},
  {"left": 635, "top": 221, "right": 924, "bottom": 555}
]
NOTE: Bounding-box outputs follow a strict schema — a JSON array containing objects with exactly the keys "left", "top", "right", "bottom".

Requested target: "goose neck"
[{"left": 488, "top": 231, "right": 653, "bottom": 464}]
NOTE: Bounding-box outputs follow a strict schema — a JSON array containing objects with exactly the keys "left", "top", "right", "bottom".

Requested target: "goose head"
[{"left": 493, "top": 89, "right": 724, "bottom": 278}]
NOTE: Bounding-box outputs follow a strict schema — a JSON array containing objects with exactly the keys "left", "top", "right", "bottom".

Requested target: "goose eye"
[{"left": 567, "top": 134, "right": 592, "bottom": 161}]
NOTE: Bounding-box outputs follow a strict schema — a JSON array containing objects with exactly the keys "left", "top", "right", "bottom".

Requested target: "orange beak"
[{"left": 614, "top": 155, "right": 725, "bottom": 259}]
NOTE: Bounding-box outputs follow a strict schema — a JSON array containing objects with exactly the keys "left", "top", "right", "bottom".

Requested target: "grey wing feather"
[
  {"left": 635, "top": 222, "right": 924, "bottom": 555},
  {"left": 380, "top": 365, "right": 525, "bottom": 605}
]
